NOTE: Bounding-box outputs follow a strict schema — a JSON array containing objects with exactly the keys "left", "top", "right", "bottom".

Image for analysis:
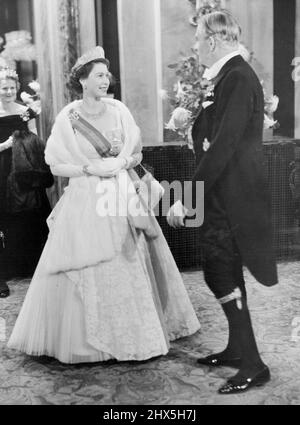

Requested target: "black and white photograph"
[{"left": 0, "top": 0, "right": 300, "bottom": 409}]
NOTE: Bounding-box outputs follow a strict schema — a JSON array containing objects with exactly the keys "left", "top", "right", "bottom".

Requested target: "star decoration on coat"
[{"left": 203, "top": 138, "right": 211, "bottom": 152}]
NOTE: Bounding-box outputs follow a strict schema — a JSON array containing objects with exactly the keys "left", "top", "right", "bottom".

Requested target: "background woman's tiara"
[{"left": 72, "top": 46, "right": 105, "bottom": 72}]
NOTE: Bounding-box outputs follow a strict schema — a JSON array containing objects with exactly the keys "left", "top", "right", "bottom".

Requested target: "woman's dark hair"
[{"left": 68, "top": 58, "right": 110, "bottom": 95}]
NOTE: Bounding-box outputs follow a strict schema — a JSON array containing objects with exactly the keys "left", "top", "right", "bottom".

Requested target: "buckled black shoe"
[
  {"left": 0, "top": 282, "right": 10, "bottom": 298},
  {"left": 197, "top": 354, "right": 242, "bottom": 368},
  {"left": 218, "top": 366, "right": 271, "bottom": 394}
]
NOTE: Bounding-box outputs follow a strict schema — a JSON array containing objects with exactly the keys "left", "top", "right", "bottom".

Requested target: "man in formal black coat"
[{"left": 168, "top": 10, "right": 278, "bottom": 394}]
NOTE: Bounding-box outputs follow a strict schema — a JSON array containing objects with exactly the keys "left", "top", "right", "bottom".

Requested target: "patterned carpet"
[{"left": 0, "top": 262, "right": 299, "bottom": 405}]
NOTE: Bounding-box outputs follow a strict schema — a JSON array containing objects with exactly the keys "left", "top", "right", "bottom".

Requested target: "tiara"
[
  {"left": 72, "top": 46, "right": 105, "bottom": 72},
  {"left": 0, "top": 67, "right": 19, "bottom": 80}
]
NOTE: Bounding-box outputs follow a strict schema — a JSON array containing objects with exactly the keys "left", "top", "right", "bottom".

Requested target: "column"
[
  {"left": 79, "top": 0, "right": 97, "bottom": 53},
  {"left": 295, "top": 1, "right": 300, "bottom": 138},
  {"left": 161, "top": 0, "right": 195, "bottom": 133},
  {"left": 226, "top": 0, "right": 274, "bottom": 140},
  {"left": 227, "top": 0, "right": 274, "bottom": 97},
  {"left": 117, "top": 0, "right": 163, "bottom": 145}
]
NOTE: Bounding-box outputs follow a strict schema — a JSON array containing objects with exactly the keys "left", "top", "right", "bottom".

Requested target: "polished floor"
[{"left": 0, "top": 262, "right": 299, "bottom": 405}]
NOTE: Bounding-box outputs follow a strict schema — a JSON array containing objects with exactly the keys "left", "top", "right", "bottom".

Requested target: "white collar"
[{"left": 203, "top": 51, "right": 241, "bottom": 81}]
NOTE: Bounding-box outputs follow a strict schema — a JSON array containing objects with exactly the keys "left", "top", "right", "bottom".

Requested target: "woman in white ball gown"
[{"left": 8, "top": 46, "right": 200, "bottom": 364}]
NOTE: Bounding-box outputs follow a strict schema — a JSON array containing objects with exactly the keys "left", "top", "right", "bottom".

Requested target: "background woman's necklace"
[{"left": 79, "top": 102, "right": 107, "bottom": 119}]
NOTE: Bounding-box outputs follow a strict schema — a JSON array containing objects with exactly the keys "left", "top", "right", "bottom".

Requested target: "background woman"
[
  {"left": 8, "top": 46, "right": 200, "bottom": 363},
  {"left": 0, "top": 68, "right": 53, "bottom": 298}
]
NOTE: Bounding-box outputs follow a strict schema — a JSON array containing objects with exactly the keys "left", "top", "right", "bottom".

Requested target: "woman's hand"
[
  {"left": 0, "top": 136, "right": 13, "bottom": 153},
  {"left": 87, "top": 158, "right": 126, "bottom": 177},
  {"left": 28, "top": 118, "right": 38, "bottom": 135}
]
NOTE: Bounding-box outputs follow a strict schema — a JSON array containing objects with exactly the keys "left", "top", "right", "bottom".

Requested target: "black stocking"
[
  {"left": 218, "top": 259, "right": 247, "bottom": 358},
  {"left": 221, "top": 296, "right": 266, "bottom": 378}
]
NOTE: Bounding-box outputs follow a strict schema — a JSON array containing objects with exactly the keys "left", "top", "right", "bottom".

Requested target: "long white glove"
[
  {"left": 50, "top": 158, "right": 127, "bottom": 179},
  {"left": 50, "top": 164, "right": 85, "bottom": 178},
  {"left": 87, "top": 157, "right": 126, "bottom": 177},
  {"left": 122, "top": 152, "right": 143, "bottom": 169}
]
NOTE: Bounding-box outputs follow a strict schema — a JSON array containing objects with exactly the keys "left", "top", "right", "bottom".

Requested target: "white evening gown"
[{"left": 8, "top": 124, "right": 200, "bottom": 364}]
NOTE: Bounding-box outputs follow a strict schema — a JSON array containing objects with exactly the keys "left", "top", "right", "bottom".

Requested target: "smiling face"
[
  {"left": 0, "top": 78, "right": 17, "bottom": 105},
  {"left": 81, "top": 62, "right": 110, "bottom": 99}
]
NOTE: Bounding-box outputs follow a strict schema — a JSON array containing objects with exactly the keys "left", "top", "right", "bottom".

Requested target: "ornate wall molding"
[
  {"left": 33, "top": 0, "right": 81, "bottom": 136},
  {"left": 58, "top": 0, "right": 81, "bottom": 104},
  {"left": 33, "top": 0, "right": 81, "bottom": 205},
  {"left": 295, "top": 2, "right": 300, "bottom": 138}
]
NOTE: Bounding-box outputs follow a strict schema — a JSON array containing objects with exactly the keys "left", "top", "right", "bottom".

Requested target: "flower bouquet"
[
  {"left": 20, "top": 80, "right": 41, "bottom": 119},
  {"left": 263, "top": 91, "right": 279, "bottom": 130}
]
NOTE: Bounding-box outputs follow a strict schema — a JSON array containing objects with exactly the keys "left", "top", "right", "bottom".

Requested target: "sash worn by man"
[{"left": 168, "top": 11, "right": 278, "bottom": 394}]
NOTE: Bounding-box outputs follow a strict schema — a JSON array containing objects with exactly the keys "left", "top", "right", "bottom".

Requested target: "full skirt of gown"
[{"left": 7, "top": 173, "right": 200, "bottom": 363}]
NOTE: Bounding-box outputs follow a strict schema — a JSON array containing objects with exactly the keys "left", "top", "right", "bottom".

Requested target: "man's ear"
[
  {"left": 79, "top": 78, "right": 87, "bottom": 91},
  {"left": 209, "top": 36, "right": 216, "bottom": 52}
]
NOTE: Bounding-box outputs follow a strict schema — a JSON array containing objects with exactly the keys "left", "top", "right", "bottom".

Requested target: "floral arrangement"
[
  {"left": 20, "top": 81, "right": 41, "bottom": 119},
  {"left": 165, "top": 0, "right": 279, "bottom": 146},
  {"left": 165, "top": 54, "right": 206, "bottom": 145},
  {"left": 165, "top": 0, "right": 224, "bottom": 145},
  {"left": 0, "top": 31, "right": 36, "bottom": 69},
  {"left": 188, "top": 0, "right": 224, "bottom": 26},
  {"left": 0, "top": 56, "right": 7, "bottom": 69}
]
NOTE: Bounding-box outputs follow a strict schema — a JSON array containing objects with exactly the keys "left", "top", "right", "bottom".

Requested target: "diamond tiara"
[{"left": 72, "top": 46, "right": 106, "bottom": 73}]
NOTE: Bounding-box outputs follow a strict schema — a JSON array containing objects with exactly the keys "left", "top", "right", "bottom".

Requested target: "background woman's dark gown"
[{"left": 0, "top": 113, "right": 53, "bottom": 280}]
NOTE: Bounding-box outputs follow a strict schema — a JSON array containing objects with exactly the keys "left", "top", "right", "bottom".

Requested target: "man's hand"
[{"left": 167, "top": 200, "right": 188, "bottom": 228}]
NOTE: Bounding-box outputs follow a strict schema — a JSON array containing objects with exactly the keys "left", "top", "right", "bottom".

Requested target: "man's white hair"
[{"left": 199, "top": 10, "right": 241, "bottom": 44}]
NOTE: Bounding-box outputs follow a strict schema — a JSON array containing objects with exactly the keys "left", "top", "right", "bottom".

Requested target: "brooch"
[
  {"left": 20, "top": 109, "right": 30, "bottom": 122},
  {"left": 109, "top": 146, "right": 121, "bottom": 156},
  {"left": 68, "top": 110, "right": 80, "bottom": 121},
  {"left": 203, "top": 138, "right": 211, "bottom": 152}
]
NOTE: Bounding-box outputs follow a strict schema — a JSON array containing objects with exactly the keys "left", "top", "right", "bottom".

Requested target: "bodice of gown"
[
  {"left": 0, "top": 114, "right": 30, "bottom": 144},
  {"left": 0, "top": 110, "right": 34, "bottom": 182},
  {"left": 74, "top": 104, "right": 125, "bottom": 161},
  {"left": 0, "top": 114, "right": 30, "bottom": 190}
]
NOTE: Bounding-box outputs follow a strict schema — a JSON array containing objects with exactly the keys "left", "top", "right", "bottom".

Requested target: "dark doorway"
[
  {"left": 273, "top": 0, "right": 296, "bottom": 138},
  {"left": 95, "top": 0, "right": 121, "bottom": 100},
  {"left": 0, "top": 0, "right": 18, "bottom": 34}
]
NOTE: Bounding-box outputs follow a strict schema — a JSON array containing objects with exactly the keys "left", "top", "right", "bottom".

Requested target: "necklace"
[{"left": 79, "top": 102, "right": 107, "bottom": 119}]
